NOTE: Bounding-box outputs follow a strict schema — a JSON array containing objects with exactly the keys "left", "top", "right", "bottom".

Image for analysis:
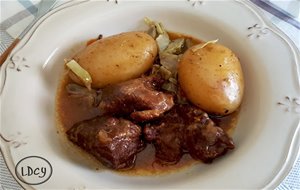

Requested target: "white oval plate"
[{"left": 1, "top": 1, "right": 299, "bottom": 189}]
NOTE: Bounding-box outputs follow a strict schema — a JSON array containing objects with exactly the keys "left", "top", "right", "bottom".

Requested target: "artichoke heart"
[{"left": 66, "top": 59, "right": 92, "bottom": 90}]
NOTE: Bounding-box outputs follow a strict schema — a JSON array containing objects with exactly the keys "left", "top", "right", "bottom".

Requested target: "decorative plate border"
[{"left": 0, "top": 1, "right": 89, "bottom": 190}]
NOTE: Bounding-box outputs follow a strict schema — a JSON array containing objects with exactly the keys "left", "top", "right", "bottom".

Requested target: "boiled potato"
[
  {"left": 178, "top": 43, "right": 244, "bottom": 115},
  {"left": 72, "top": 32, "right": 158, "bottom": 88}
]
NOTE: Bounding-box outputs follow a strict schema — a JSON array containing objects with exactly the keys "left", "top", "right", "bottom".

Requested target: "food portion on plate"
[{"left": 56, "top": 18, "right": 244, "bottom": 172}]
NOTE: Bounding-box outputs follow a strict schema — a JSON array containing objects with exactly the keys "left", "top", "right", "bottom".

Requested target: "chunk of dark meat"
[
  {"left": 144, "top": 104, "right": 234, "bottom": 164},
  {"left": 144, "top": 123, "right": 185, "bottom": 164},
  {"left": 143, "top": 105, "right": 188, "bottom": 164},
  {"left": 184, "top": 117, "right": 235, "bottom": 163},
  {"left": 66, "top": 116, "right": 144, "bottom": 170},
  {"left": 98, "top": 76, "right": 174, "bottom": 122}
]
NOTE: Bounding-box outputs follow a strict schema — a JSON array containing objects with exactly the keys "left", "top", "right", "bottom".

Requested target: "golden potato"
[
  {"left": 178, "top": 43, "right": 244, "bottom": 115},
  {"left": 72, "top": 32, "right": 158, "bottom": 88}
]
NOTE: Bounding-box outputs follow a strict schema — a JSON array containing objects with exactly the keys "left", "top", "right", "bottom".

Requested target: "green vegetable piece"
[
  {"left": 144, "top": 17, "right": 170, "bottom": 51},
  {"left": 159, "top": 66, "right": 172, "bottom": 80},
  {"left": 162, "top": 82, "right": 177, "bottom": 93},
  {"left": 66, "top": 59, "right": 92, "bottom": 90},
  {"left": 155, "top": 22, "right": 165, "bottom": 35},
  {"left": 159, "top": 52, "right": 179, "bottom": 77},
  {"left": 144, "top": 17, "right": 154, "bottom": 26},
  {"left": 191, "top": 39, "right": 219, "bottom": 52},
  {"left": 169, "top": 77, "right": 177, "bottom": 84},
  {"left": 151, "top": 64, "right": 161, "bottom": 75},
  {"left": 147, "top": 26, "right": 157, "bottom": 39},
  {"left": 156, "top": 33, "right": 170, "bottom": 52},
  {"left": 165, "top": 38, "right": 185, "bottom": 54}
]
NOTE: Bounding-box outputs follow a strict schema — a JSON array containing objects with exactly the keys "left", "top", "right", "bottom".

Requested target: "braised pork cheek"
[
  {"left": 144, "top": 105, "right": 234, "bottom": 164},
  {"left": 98, "top": 76, "right": 174, "bottom": 122},
  {"left": 67, "top": 116, "right": 144, "bottom": 170}
]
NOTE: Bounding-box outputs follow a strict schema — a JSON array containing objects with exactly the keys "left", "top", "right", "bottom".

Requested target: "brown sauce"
[{"left": 55, "top": 32, "right": 240, "bottom": 176}]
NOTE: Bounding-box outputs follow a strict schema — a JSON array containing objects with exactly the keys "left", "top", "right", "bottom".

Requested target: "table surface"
[{"left": 0, "top": 0, "right": 299, "bottom": 189}]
